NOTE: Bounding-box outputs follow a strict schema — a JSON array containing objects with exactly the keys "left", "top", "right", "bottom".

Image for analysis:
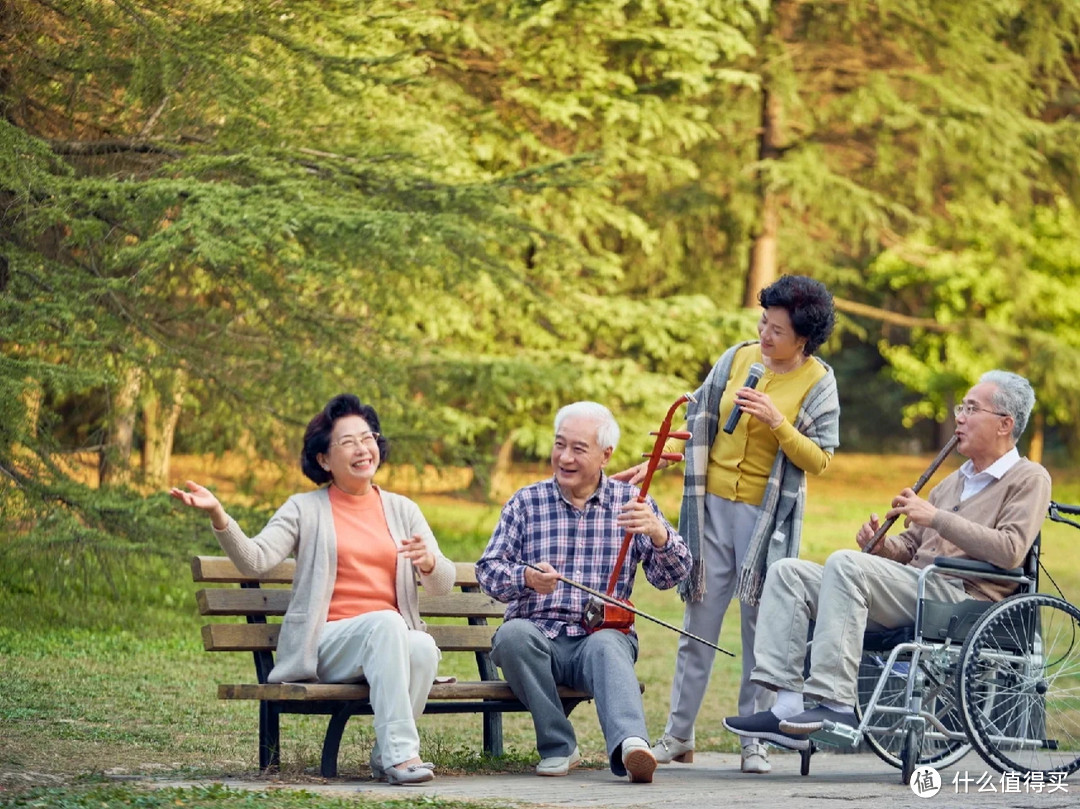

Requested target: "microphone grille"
[{"left": 749, "top": 362, "right": 766, "bottom": 378}]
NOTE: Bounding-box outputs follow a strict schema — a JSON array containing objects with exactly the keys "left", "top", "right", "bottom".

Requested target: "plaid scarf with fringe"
[{"left": 677, "top": 341, "right": 840, "bottom": 605}]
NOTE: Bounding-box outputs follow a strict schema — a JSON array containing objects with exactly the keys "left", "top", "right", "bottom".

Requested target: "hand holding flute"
[{"left": 860, "top": 434, "right": 959, "bottom": 555}]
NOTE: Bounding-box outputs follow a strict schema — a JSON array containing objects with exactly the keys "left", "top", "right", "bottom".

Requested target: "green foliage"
[
  {"left": 2, "top": 0, "right": 1079, "bottom": 566},
  {"left": 868, "top": 196, "right": 1080, "bottom": 445}
]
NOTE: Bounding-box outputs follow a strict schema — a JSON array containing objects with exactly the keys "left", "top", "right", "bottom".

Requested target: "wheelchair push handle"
[{"left": 1049, "top": 501, "right": 1080, "bottom": 529}]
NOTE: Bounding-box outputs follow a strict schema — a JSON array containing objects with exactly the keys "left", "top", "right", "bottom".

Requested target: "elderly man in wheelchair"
[{"left": 724, "top": 370, "right": 1080, "bottom": 782}]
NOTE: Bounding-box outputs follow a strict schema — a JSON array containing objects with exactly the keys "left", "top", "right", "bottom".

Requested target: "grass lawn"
[{"left": 2, "top": 452, "right": 1078, "bottom": 800}]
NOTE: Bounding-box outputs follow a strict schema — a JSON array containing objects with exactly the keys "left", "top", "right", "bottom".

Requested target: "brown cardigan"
[{"left": 877, "top": 457, "right": 1052, "bottom": 601}]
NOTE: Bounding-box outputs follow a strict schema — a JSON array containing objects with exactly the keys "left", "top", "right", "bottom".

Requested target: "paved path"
[{"left": 161, "top": 751, "right": 1075, "bottom": 809}]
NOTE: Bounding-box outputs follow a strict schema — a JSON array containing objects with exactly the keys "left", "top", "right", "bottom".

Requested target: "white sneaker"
[
  {"left": 741, "top": 743, "right": 771, "bottom": 774},
  {"left": 651, "top": 733, "right": 694, "bottom": 764},
  {"left": 536, "top": 746, "right": 581, "bottom": 777},
  {"left": 621, "top": 736, "right": 657, "bottom": 783}
]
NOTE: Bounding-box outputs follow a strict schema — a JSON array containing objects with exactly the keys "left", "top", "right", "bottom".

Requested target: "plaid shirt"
[{"left": 476, "top": 474, "right": 691, "bottom": 638}]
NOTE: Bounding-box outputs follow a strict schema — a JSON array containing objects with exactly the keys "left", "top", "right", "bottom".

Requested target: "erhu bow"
[
  {"left": 520, "top": 560, "right": 734, "bottom": 656},
  {"left": 861, "top": 434, "right": 960, "bottom": 555}
]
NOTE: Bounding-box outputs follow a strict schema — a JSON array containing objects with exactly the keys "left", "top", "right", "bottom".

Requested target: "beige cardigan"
[
  {"left": 213, "top": 485, "right": 456, "bottom": 682},
  {"left": 878, "top": 457, "right": 1052, "bottom": 601}
]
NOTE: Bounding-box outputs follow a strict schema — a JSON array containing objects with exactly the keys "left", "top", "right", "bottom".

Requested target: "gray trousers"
[
  {"left": 490, "top": 618, "right": 645, "bottom": 775},
  {"left": 665, "top": 494, "right": 771, "bottom": 743},
  {"left": 751, "top": 550, "right": 970, "bottom": 705}
]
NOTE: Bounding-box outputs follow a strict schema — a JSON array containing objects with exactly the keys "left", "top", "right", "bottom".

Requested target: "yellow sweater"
[{"left": 706, "top": 345, "right": 831, "bottom": 506}]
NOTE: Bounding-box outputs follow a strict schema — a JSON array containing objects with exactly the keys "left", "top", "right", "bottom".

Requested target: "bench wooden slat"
[
  {"left": 192, "top": 555, "right": 296, "bottom": 584},
  {"left": 197, "top": 588, "right": 292, "bottom": 616},
  {"left": 218, "top": 681, "right": 590, "bottom": 701},
  {"left": 426, "top": 625, "right": 498, "bottom": 651},
  {"left": 202, "top": 622, "right": 281, "bottom": 651},
  {"left": 201, "top": 622, "right": 498, "bottom": 653},
  {"left": 192, "top": 555, "right": 478, "bottom": 588},
  {"left": 419, "top": 592, "right": 503, "bottom": 618},
  {"left": 196, "top": 588, "right": 504, "bottom": 619}
]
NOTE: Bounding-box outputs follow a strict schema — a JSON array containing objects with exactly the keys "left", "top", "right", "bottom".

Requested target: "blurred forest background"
[{"left": 3, "top": 0, "right": 1080, "bottom": 582}]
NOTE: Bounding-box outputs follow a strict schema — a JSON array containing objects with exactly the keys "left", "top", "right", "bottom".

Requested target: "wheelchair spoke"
[
  {"left": 958, "top": 593, "right": 1080, "bottom": 777},
  {"left": 857, "top": 643, "right": 969, "bottom": 770}
]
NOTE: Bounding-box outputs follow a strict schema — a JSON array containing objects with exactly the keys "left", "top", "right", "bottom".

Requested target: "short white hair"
[
  {"left": 553, "top": 401, "right": 620, "bottom": 452},
  {"left": 980, "top": 370, "right": 1036, "bottom": 441}
]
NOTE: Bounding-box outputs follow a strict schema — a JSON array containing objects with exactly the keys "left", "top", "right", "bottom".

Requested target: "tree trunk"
[
  {"left": 487, "top": 430, "right": 518, "bottom": 502},
  {"left": 743, "top": 85, "right": 783, "bottom": 308},
  {"left": 1027, "top": 410, "right": 1044, "bottom": 465},
  {"left": 99, "top": 364, "right": 143, "bottom": 487},
  {"left": 142, "top": 368, "right": 187, "bottom": 488}
]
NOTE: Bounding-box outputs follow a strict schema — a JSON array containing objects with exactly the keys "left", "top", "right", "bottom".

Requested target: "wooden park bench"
[{"left": 192, "top": 555, "right": 600, "bottom": 777}]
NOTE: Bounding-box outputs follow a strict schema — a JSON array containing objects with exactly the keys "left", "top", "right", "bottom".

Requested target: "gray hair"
[
  {"left": 980, "top": 370, "right": 1036, "bottom": 441},
  {"left": 554, "top": 401, "right": 620, "bottom": 452}
]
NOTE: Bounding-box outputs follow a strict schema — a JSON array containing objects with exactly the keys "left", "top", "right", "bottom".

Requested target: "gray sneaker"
[
  {"left": 740, "top": 743, "right": 771, "bottom": 774},
  {"left": 652, "top": 733, "right": 694, "bottom": 764}
]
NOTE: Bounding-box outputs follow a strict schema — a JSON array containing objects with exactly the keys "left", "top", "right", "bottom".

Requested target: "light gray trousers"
[
  {"left": 490, "top": 618, "right": 645, "bottom": 776},
  {"left": 317, "top": 609, "right": 440, "bottom": 769},
  {"left": 665, "top": 494, "right": 771, "bottom": 743},
  {"left": 751, "top": 550, "right": 970, "bottom": 705}
]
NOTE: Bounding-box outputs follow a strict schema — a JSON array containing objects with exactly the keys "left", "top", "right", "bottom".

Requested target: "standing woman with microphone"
[{"left": 613, "top": 274, "right": 839, "bottom": 775}]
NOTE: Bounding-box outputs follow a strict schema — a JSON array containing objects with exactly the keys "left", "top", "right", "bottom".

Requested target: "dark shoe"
[
  {"left": 722, "top": 710, "right": 810, "bottom": 751},
  {"left": 778, "top": 706, "right": 856, "bottom": 734}
]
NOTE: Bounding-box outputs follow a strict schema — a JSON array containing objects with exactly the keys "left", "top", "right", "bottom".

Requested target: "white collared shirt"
[{"left": 958, "top": 447, "right": 1021, "bottom": 502}]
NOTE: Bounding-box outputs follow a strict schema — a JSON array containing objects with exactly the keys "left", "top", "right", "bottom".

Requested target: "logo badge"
[{"left": 910, "top": 765, "right": 942, "bottom": 798}]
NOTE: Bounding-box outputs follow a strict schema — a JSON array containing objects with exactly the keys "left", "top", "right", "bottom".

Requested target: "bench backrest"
[{"left": 192, "top": 556, "right": 506, "bottom": 678}]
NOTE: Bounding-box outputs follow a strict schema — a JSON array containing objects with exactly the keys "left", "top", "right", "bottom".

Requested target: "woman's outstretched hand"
[{"left": 170, "top": 480, "right": 228, "bottom": 530}]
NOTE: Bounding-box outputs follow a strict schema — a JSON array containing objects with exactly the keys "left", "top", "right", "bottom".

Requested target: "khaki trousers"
[{"left": 750, "top": 550, "right": 969, "bottom": 705}]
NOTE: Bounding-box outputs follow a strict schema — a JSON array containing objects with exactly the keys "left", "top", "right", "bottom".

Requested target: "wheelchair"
[{"left": 800, "top": 501, "right": 1080, "bottom": 784}]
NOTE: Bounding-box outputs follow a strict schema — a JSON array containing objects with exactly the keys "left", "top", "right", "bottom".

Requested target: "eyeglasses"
[
  {"left": 954, "top": 403, "right": 1008, "bottom": 419},
  {"left": 329, "top": 432, "right": 380, "bottom": 450}
]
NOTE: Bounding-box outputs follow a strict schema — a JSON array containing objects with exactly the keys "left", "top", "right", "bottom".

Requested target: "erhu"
[
  {"left": 580, "top": 392, "right": 695, "bottom": 633},
  {"left": 862, "top": 434, "right": 960, "bottom": 555}
]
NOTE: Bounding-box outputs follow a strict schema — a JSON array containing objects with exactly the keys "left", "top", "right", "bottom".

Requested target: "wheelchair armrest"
[{"left": 932, "top": 556, "right": 1024, "bottom": 577}]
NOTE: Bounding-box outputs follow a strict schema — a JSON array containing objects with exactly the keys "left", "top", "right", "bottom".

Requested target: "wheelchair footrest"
[{"left": 809, "top": 721, "right": 861, "bottom": 749}]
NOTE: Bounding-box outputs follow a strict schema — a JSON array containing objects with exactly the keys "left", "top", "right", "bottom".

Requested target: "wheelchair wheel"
[
  {"left": 901, "top": 725, "right": 920, "bottom": 784},
  {"left": 957, "top": 593, "right": 1080, "bottom": 777},
  {"left": 856, "top": 648, "right": 970, "bottom": 770}
]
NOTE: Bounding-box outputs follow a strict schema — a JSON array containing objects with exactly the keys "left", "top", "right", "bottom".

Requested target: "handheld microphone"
[{"left": 722, "top": 362, "right": 766, "bottom": 434}]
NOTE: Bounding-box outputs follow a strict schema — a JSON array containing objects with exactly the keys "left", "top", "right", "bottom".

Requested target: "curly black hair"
[
  {"left": 300, "top": 394, "right": 391, "bottom": 485},
  {"left": 758, "top": 274, "right": 836, "bottom": 356}
]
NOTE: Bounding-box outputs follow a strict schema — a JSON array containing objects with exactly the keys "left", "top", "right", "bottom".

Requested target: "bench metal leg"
[
  {"left": 483, "top": 711, "right": 504, "bottom": 757},
  {"left": 259, "top": 701, "right": 281, "bottom": 771},
  {"left": 320, "top": 705, "right": 353, "bottom": 778}
]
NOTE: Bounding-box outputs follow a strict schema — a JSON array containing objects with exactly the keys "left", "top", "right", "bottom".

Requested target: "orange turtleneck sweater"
[{"left": 326, "top": 485, "right": 399, "bottom": 621}]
